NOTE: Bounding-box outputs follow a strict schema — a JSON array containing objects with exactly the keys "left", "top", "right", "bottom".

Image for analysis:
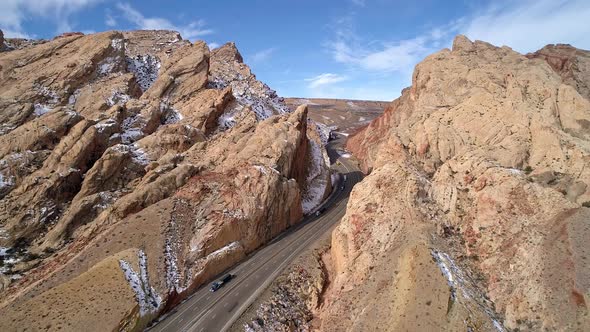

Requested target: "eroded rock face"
[
  {"left": 0, "top": 30, "right": 331, "bottom": 331},
  {"left": 330, "top": 36, "right": 590, "bottom": 331}
]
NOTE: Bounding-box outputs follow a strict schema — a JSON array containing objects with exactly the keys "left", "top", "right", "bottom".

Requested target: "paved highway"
[{"left": 148, "top": 138, "right": 362, "bottom": 332}]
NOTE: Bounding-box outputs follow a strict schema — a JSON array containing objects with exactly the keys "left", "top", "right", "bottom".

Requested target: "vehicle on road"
[
  {"left": 210, "top": 273, "right": 233, "bottom": 292},
  {"left": 315, "top": 207, "right": 327, "bottom": 216}
]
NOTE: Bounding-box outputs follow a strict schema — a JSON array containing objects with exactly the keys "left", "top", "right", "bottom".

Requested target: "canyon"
[
  {"left": 238, "top": 36, "right": 590, "bottom": 332},
  {"left": 0, "top": 27, "right": 589, "bottom": 332}
]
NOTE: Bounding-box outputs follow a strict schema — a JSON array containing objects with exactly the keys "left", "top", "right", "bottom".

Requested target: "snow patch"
[
  {"left": 94, "top": 118, "right": 117, "bottom": 133},
  {"left": 68, "top": 89, "right": 81, "bottom": 105},
  {"left": 206, "top": 241, "right": 240, "bottom": 261},
  {"left": 313, "top": 121, "right": 337, "bottom": 146},
  {"left": 295, "top": 98, "right": 318, "bottom": 106},
  {"left": 161, "top": 103, "right": 183, "bottom": 125},
  {"left": 223, "top": 208, "right": 245, "bottom": 219},
  {"left": 0, "top": 247, "right": 11, "bottom": 256},
  {"left": 432, "top": 250, "right": 506, "bottom": 332},
  {"left": 253, "top": 165, "right": 268, "bottom": 175},
  {"left": 301, "top": 139, "right": 329, "bottom": 214},
  {"left": 98, "top": 57, "right": 118, "bottom": 75},
  {"left": 0, "top": 173, "right": 15, "bottom": 191},
  {"left": 32, "top": 83, "right": 59, "bottom": 116},
  {"left": 106, "top": 90, "right": 130, "bottom": 107},
  {"left": 131, "top": 144, "right": 150, "bottom": 165},
  {"left": 111, "top": 38, "right": 124, "bottom": 51},
  {"left": 110, "top": 144, "right": 151, "bottom": 166},
  {"left": 127, "top": 54, "right": 161, "bottom": 91},
  {"left": 121, "top": 114, "right": 145, "bottom": 144},
  {"left": 33, "top": 104, "right": 52, "bottom": 116},
  {"left": 119, "top": 250, "right": 162, "bottom": 316},
  {"left": 208, "top": 75, "right": 290, "bottom": 125},
  {"left": 347, "top": 101, "right": 359, "bottom": 109}
]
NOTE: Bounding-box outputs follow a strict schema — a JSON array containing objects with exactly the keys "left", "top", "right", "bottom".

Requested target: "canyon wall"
[
  {"left": 0, "top": 30, "right": 331, "bottom": 330},
  {"left": 329, "top": 35, "right": 590, "bottom": 331}
]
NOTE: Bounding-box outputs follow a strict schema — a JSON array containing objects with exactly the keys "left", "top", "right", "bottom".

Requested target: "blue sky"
[{"left": 2, "top": 0, "right": 590, "bottom": 101}]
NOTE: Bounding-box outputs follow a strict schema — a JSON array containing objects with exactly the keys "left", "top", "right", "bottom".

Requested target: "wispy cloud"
[
  {"left": 117, "top": 2, "right": 213, "bottom": 41},
  {"left": 351, "top": 0, "right": 366, "bottom": 7},
  {"left": 327, "top": 0, "right": 590, "bottom": 79},
  {"left": 305, "top": 73, "right": 348, "bottom": 89},
  {"left": 462, "top": 0, "right": 590, "bottom": 52},
  {"left": 249, "top": 47, "right": 277, "bottom": 63},
  {"left": 0, "top": 0, "right": 103, "bottom": 37},
  {"left": 105, "top": 11, "right": 116, "bottom": 27},
  {"left": 208, "top": 42, "right": 220, "bottom": 49},
  {"left": 326, "top": 15, "right": 444, "bottom": 74}
]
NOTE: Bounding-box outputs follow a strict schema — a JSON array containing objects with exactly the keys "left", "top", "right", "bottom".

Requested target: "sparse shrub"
[
  {"left": 524, "top": 166, "right": 533, "bottom": 174},
  {"left": 582, "top": 201, "right": 590, "bottom": 208}
]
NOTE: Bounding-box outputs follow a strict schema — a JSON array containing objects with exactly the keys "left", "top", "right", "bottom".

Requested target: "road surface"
[{"left": 148, "top": 138, "right": 362, "bottom": 332}]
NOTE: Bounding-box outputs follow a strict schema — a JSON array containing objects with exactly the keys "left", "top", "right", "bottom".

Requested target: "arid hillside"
[
  {"left": 0, "top": 29, "right": 332, "bottom": 331},
  {"left": 326, "top": 35, "right": 590, "bottom": 331},
  {"left": 285, "top": 98, "right": 387, "bottom": 134}
]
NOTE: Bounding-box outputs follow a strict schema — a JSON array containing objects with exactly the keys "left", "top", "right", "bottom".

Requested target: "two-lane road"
[{"left": 149, "top": 139, "right": 362, "bottom": 332}]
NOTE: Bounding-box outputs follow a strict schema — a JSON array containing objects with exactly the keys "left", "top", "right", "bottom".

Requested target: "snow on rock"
[
  {"left": 33, "top": 104, "right": 52, "bottom": 116},
  {"left": 106, "top": 90, "right": 130, "bottom": 107},
  {"left": 164, "top": 212, "right": 189, "bottom": 293},
  {"left": 301, "top": 139, "right": 329, "bottom": 214},
  {"left": 120, "top": 113, "right": 145, "bottom": 144},
  {"left": 94, "top": 118, "right": 118, "bottom": 133},
  {"left": 32, "top": 83, "right": 59, "bottom": 116},
  {"left": 208, "top": 50, "right": 292, "bottom": 129},
  {"left": 111, "top": 38, "right": 124, "bottom": 51},
  {"left": 347, "top": 101, "right": 359, "bottom": 109},
  {"left": 98, "top": 57, "right": 119, "bottom": 76},
  {"left": 216, "top": 102, "right": 246, "bottom": 131},
  {"left": 130, "top": 144, "right": 150, "bottom": 166},
  {"left": 127, "top": 54, "right": 161, "bottom": 92},
  {"left": 0, "top": 247, "right": 11, "bottom": 257},
  {"left": 68, "top": 89, "right": 81, "bottom": 105},
  {"left": 0, "top": 172, "right": 15, "bottom": 195},
  {"left": 160, "top": 102, "right": 183, "bottom": 125},
  {"left": 119, "top": 250, "right": 162, "bottom": 316},
  {"left": 312, "top": 121, "right": 337, "bottom": 146},
  {"left": 205, "top": 241, "right": 241, "bottom": 261},
  {"left": 432, "top": 250, "right": 506, "bottom": 332},
  {"left": 110, "top": 143, "right": 151, "bottom": 166},
  {"left": 253, "top": 165, "right": 268, "bottom": 175}
]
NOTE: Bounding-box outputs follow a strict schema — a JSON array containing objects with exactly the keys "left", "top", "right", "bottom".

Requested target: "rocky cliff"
[
  {"left": 0, "top": 29, "right": 331, "bottom": 331},
  {"left": 325, "top": 36, "right": 590, "bottom": 331}
]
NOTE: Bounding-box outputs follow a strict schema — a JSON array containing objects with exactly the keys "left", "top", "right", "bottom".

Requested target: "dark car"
[
  {"left": 210, "top": 274, "right": 233, "bottom": 292},
  {"left": 209, "top": 281, "right": 222, "bottom": 292}
]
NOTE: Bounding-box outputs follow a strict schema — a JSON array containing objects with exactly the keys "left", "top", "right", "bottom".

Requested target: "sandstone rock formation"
[
  {"left": 0, "top": 30, "right": 331, "bottom": 330},
  {"left": 323, "top": 36, "right": 590, "bottom": 331}
]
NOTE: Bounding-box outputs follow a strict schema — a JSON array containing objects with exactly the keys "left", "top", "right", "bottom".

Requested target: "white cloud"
[
  {"left": 208, "top": 42, "right": 220, "bottom": 49},
  {"left": 249, "top": 47, "right": 277, "bottom": 63},
  {"left": 327, "top": 17, "right": 442, "bottom": 73},
  {"left": 462, "top": 0, "right": 590, "bottom": 52},
  {"left": 305, "top": 73, "right": 348, "bottom": 89},
  {"left": 117, "top": 3, "right": 213, "bottom": 41},
  {"left": 351, "top": 0, "right": 366, "bottom": 7},
  {"left": 105, "top": 13, "right": 116, "bottom": 27},
  {"left": 327, "top": 0, "right": 590, "bottom": 79},
  {"left": 0, "top": 0, "right": 102, "bottom": 37}
]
